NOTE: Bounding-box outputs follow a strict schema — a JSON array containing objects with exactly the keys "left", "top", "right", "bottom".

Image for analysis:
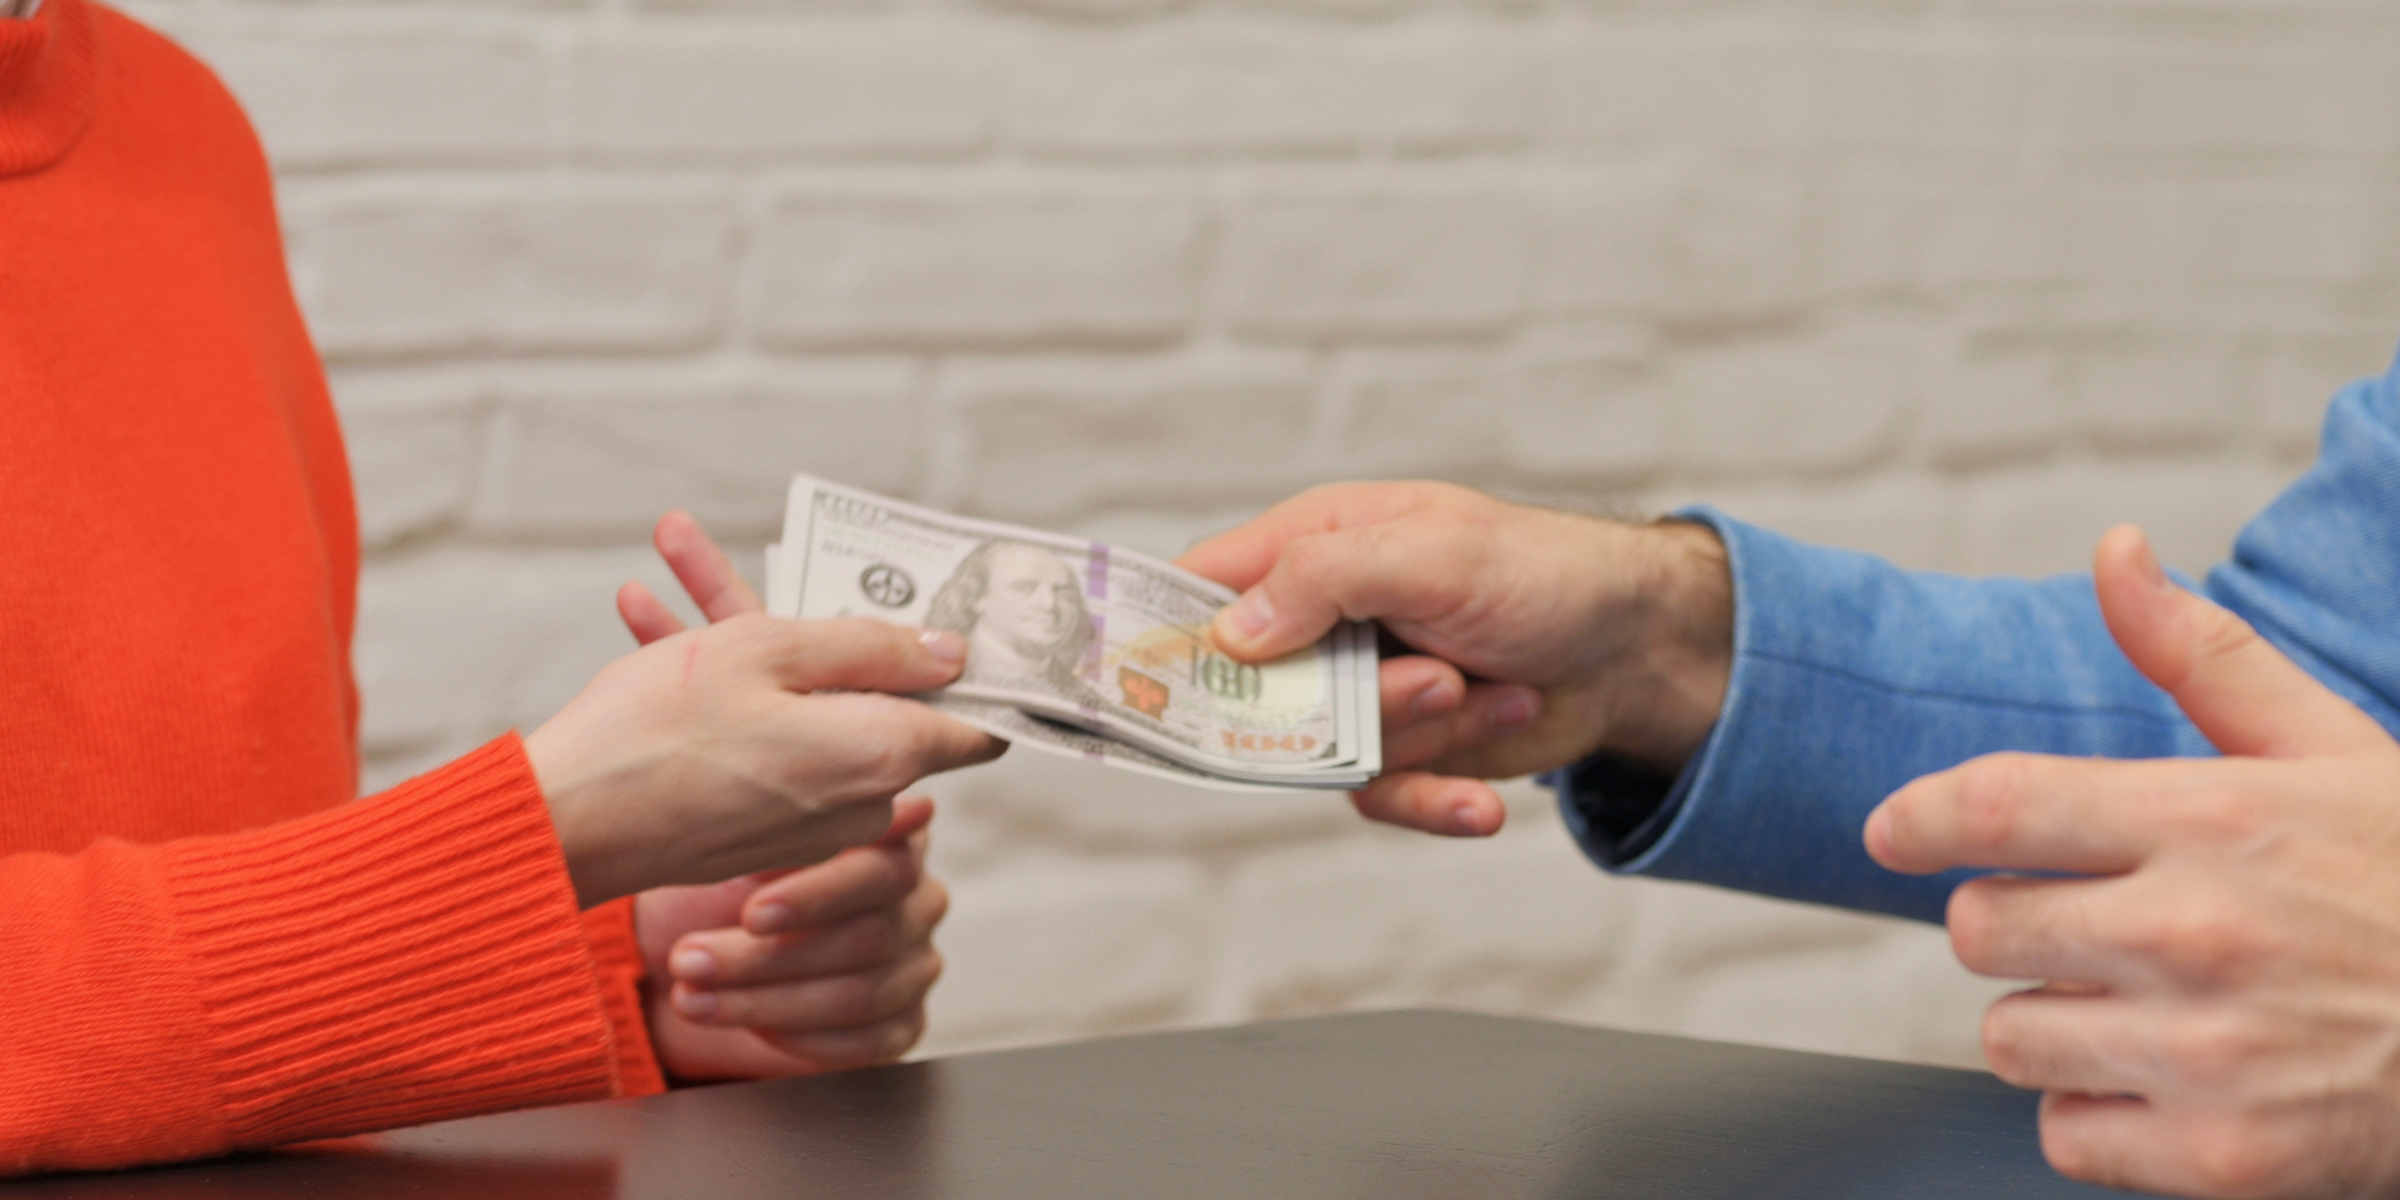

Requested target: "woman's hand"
[
  {"left": 525, "top": 512, "right": 1002, "bottom": 906},
  {"left": 608, "top": 512, "right": 962, "bottom": 1080}
]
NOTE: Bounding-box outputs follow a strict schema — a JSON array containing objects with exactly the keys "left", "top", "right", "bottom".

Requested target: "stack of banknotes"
[{"left": 765, "top": 476, "right": 1382, "bottom": 793}]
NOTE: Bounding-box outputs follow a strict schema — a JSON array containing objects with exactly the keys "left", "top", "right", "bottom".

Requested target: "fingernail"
[
  {"left": 1407, "top": 678, "right": 1460, "bottom": 720},
  {"left": 1450, "top": 799, "right": 1490, "bottom": 836},
  {"left": 674, "top": 987, "right": 720, "bottom": 1019},
  {"left": 669, "top": 947, "right": 717, "bottom": 985},
  {"left": 747, "top": 903, "right": 795, "bottom": 935},
  {"left": 1862, "top": 807, "right": 1891, "bottom": 858},
  {"left": 918, "top": 629, "right": 967, "bottom": 664},
  {"left": 1222, "top": 588, "right": 1274, "bottom": 642},
  {"left": 1489, "top": 688, "right": 1542, "bottom": 732}
]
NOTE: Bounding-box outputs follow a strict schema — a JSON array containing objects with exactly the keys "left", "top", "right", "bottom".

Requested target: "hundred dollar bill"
[
  {"left": 767, "top": 477, "right": 1379, "bottom": 789},
  {"left": 766, "top": 547, "right": 1355, "bottom": 793}
]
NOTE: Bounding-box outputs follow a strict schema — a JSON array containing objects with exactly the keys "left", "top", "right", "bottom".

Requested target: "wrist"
[
  {"left": 1593, "top": 518, "right": 1732, "bottom": 773},
  {"left": 524, "top": 721, "right": 648, "bottom": 908}
]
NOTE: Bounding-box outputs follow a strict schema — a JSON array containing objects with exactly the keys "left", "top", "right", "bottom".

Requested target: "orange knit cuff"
[
  {"left": 581, "top": 898, "right": 666, "bottom": 1097},
  {"left": 157, "top": 734, "right": 620, "bottom": 1150}
]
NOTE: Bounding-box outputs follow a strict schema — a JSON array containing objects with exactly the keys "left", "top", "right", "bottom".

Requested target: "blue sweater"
[{"left": 1554, "top": 347, "right": 2400, "bottom": 924}]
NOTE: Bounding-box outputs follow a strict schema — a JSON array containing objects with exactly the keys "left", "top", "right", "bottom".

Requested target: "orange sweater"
[{"left": 0, "top": 0, "right": 663, "bottom": 1174}]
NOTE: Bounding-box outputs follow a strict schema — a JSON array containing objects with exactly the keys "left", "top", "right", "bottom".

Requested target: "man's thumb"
[{"left": 2093, "top": 524, "right": 2384, "bottom": 758}]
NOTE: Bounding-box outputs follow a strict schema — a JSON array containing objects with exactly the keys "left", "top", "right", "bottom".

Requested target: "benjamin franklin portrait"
[{"left": 923, "top": 540, "right": 1102, "bottom": 704}]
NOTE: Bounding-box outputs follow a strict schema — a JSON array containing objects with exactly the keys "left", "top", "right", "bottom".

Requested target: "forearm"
[
  {"left": 0, "top": 738, "right": 623, "bottom": 1175},
  {"left": 1559, "top": 514, "right": 2207, "bottom": 923}
]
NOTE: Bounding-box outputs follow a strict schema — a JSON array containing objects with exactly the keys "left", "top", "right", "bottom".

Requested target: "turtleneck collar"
[{"left": 0, "top": 0, "right": 96, "bottom": 178}]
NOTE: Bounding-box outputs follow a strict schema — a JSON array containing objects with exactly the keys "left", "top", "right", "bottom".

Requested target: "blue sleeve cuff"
[
  {"left": 1550, "top": 347, "right": 2400, "bottom": 925},
  {"left": 1548, "top": 508, "right": 2206, "bottom": 924}
]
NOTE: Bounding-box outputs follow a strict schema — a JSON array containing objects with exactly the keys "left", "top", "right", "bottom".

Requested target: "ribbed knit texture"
[
  {"left": 0, "top": 0, "right": 92, "bottom": 176},
  {"left": 160, "top": 738, "right": 618, "bottom": 1148},
  {"left": 584, "top": 898, "right": 669, "bottom": 1097},
  {"left": 0, "top": 0, "right": 663, "bottom": 1174}
]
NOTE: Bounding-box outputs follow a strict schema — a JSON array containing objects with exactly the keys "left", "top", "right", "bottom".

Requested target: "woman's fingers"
[
  {"left": 618, "top": 511, "right": 762, "bottom": 646},
  {"left": 618, "top": 580, "right": 688, "bottom": 646},
  {"left": 763, "top": 1009, "right": 929, "bottom": 1072},
  {"left": 736, "top": 806, "right": 933, "bottom": 937},
  {"left": 674, "top": 946, "right": 944, "bottom": 1030},
  {"left": 655, "top": 509, "right": 764, "bottom": 622},
  {"left": 676, "top": 880, "right": 948, "bottom": 990}
]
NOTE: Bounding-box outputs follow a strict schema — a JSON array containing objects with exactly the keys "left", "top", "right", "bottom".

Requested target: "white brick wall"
[{"left": 125, "top": 0, "right": 2400, "bottom": 1071}]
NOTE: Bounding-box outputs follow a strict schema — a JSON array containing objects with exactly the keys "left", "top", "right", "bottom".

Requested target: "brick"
[
  {"left": 1682, "top": 473, "right": 1963, "bottom": 572},
  {"left": 474, "top": 370, "right": 922, "bottom": 540},
  {"left": 1009, "top": 29, "right": 1362, "bottom": 157},
  {"left": 753, "top": 190, "right": 1201, "bottom": 349},
  {"left": 290, "top": 185, "right": 734, "bottom": 358},
  {"left": 1662, "top": 321, "right": 1922, "bottom": 476},
  {"left": 1958, "top": 457, "right": 2302, "bottom": 577},
  {"left": 942, "top": 355, "right": 1322, "bottom": 523},
  {"left": 1363, "top": 24, "right": 1534, "bottom": 152},
  {"left": 2164, "top": 189, "right": 2400, "bottom": 293},
  {"left": 630, "top": 0, "right": 888, "bottom": 11},
  {"left": 1572, "top": 877, "right": 1905, "bottom": 1040},
  {"left": 1602, "top": 906, "right": 2000, "bottom": 1068},
  {"left": 1219, "top": 187, "right": 1527, "bottom": 340},
  {"left": 1010, "top": 24, "right": 1528, "bottom": 157},
  {"left": 2044, "top": 46, "right": 2398, "bottom": 161},
  {"left": 329, "top": 373, "right": 486, "bottom": 550},
  {"left": 1541, "top": 31, "right": 1809, "bottom": 155},
  {"left": 181, "top": 29, "right": 545, "bottom": 167},
  {"left": 923, "top": 738, "right": 1360, "bottom": 878},
  {"left": 567, "top": 27, "right": 990, "bottom": 159},
  {"left": 1223, "top": 813, "right": 1635, "bottom": 1019},
  {"left": 2063, "top": 334, "right": 2245, "bottom": 450},
  {"left": 1534, "top": 172, "right": 1831, "bottom": 321},
  {"left": 1334, "top": 348, "right": 1666, "bottom": 484},
  {"left": 974, "top": 0, "right": 1180, "bottom": 20},
  {"left": 1806, "top": 43, "right": 2038, "bottom": 162},
  {"left": 1217, "top": 0, "right": 1535, "bottom": 24},
  {"left": 2241, "top": 330, "right": 2396, "bottom": 453},
  {"left": 355, "top": 545, "right": 670, "bottom": 775},
  {"left": 1932, "top": 329, "right": 2248, "bottom": 462},
  {"left": 919, "top": 855, "right": 1213, "bottom": 1051},
  {"left": 1925, "top": 331, "right": 2073, "bottom": 467},
  {"left": 1854, "top": 185, "right": 2178, "bottom": 307}
]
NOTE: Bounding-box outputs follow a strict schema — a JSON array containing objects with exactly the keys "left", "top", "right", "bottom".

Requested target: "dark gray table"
[{"left": 9, "top": 1010, "right": 2117, "bottom": 1198}]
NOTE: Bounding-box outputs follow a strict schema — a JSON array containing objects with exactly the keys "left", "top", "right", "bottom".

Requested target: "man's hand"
[
  {"left": 613, "top": 513, "right": 956, "bottom": 1080},
  {"left": 1867, "top": 526, "right": 2400, "bottom": 1198},
  {"left": 1179, "top": 482, "right": 1732, "bottom": 837},
  {"left": 525, "top": 513, "right": 1003, "bottom": 907}
]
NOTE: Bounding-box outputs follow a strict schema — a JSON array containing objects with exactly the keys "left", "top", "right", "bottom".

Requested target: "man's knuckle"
[
  {"left": 2154, "top": 1018, "right": 2245, "bottom": 1090},
  {"left": 1978, "top": 1001, "right": 2037, "bottom": 1086},
  {"left": 2180, "top": 787, "right": 2270, "bottom": 845},
  {"left": 2189, "top": 610, "right": 2266, "bottom": 668},
  {"left": 2144, "top": 897, "right": 2270, "bottom": 985},
  {"left": 882, "top": 1013, "right": 926, "bottom": 1060},
  {"left": 2039, "top": 1119, "right": 2122, "bottom": 1189},
  {"left": 1945, "top": 881, "right": 2007, "bottom": 971},
  {"left": 854, "top": 733, "right": 921, "bottom": 795},
  {"left": 841, "top": 909, "right": 904, "bottom": 959},
  {"left": 1951, "top": 757, "right": 2035, "bottom": 853},
  {"left": 2186, "top": 1125, "right": 2292, "bottom": 1197},
  {"left": 819, "top": 976, "right": 880, "bottom": 1024}
]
